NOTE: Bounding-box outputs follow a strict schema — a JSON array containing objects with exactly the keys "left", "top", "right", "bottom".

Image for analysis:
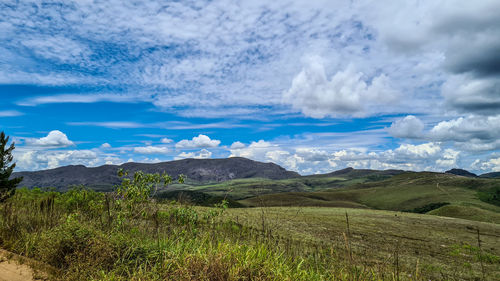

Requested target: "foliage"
[
  {"left": 0, "top": 171, "right": 499, "bottom": 280},
  {"left": 0, "top": 131, "right": 22, "bottom": 202},
  {"left": 402, "top": 202, "right": 450, "bottom": 214},
  {"left": 155, "top": 190, "right": 244, "bottom": 207},
  {"left": 477, "top": 186, "right": 500, "bottom": 206}
]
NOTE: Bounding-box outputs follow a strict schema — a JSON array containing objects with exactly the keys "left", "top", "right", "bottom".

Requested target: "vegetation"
[
  {"left": 237, "top": 172, "right": 500, "bottom": 223},
  {"left": 403, "top": 202, "right": 450, "bottom": 214},
  {"left": 1, "top": 168, "right": 500, "bottom": 280},
  {"left": 477, "top": 186, "right": 500, "bottom": 207},
  {"left": 0, "top": 131, "right": 22, "bottom": 202}
]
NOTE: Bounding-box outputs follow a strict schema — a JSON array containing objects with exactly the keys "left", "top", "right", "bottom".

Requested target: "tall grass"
[{"left": 0, "top": 186, "right": 497, "bottom": 280}]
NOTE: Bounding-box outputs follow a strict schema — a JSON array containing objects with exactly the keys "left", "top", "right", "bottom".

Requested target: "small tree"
[{"left": 0, "top": 131, "right": 22, "bottom": 202}]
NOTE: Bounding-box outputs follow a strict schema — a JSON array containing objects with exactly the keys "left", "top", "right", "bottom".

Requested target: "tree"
[{"left": 0, "top": 131, "right": 22, "bottom": 202}]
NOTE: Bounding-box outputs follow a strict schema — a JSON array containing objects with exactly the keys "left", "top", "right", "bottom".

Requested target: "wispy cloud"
[
  {"left": 0, "top": 110, "right": 23, "bottom": 117},
  {"left": 67, "top": 120, "right": 247, "bottom": 130},
  {"left": 67, "top": 121, "right": 147, "bottom": 129},
  {"left": 17, "top": 94, "right": 145, "bottom": 106}
]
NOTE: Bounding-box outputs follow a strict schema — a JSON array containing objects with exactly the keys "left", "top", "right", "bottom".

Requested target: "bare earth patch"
[{"left": 0, "top": 250, "right": 44, "bottom": 281}]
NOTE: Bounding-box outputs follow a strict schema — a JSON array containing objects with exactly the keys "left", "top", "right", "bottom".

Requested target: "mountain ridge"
[{"left": 12, "top": 157, "right": 300, "bottom": 191}]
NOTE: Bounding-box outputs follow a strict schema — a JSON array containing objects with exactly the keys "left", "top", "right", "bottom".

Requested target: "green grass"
[
  {"left": 428, "top": 205, "right": 500, "bottom": 223},
  {"left": 222, "top": 206, "right": 500, "bottom": 281},
  {"left": 2, "top": 170, "right": 500, "bottom": 280},
  {"left": 3, "top": 186, "right": 500, "bottom": 280},
  {"left": 238, "top": 172, "right": 500, "bottom": 223},
  {"left": 173, "top": 172, "right": 395, "bottom": 200}
]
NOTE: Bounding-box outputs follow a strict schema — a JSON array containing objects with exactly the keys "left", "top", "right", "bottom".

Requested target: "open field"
[
  {"left": 222, "top": 207, "right": 500, "bottom": 280},
  {"left": 1, "top": 186, "right": 499, "bottom": 280},
  {"left": 236, "top": 172, "right": 500, "bottom": 224},
  {"left": 1, "top": 170, "right": 499, "bottom": 280}
]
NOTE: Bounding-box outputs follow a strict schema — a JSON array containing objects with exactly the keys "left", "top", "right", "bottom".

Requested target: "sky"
[{"left": 1, "top": 0, "right": 499, "bottom": 175}]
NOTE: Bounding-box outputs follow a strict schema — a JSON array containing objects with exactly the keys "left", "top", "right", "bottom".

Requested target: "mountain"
[
  {"left": 445, "top": 168, "right": 477, "bottom": 177},
  {"left": 479, "top": 172, "right": 500, "bottom": 179},
  {"left": 12, "top": 157, "right": 300, "bottom": 191}
]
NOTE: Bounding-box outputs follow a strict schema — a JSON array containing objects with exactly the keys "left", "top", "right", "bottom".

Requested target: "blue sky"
[{"left": 1, "top": 0, "right": 499, "bottom": 174}]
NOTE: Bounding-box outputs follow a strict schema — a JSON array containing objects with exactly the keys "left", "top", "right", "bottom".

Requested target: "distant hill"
[
  {"left": 238, "top": 171, "right": 500, "bottom": 224},
  {"left": 315, "top": 167, "right": 405, "bottom": 179},
  {"left": 12, "top": 157, "right": 300, "bottom": 191},
  {"left": 480, "top": 172, "right": 500, "bottom": 179},
  {"left": 445, "top": 168, "right": 477, "bottom": 177}
]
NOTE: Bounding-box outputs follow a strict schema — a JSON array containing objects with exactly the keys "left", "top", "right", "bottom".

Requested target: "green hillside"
[
  {"left": 236, "top": 172, "right": 500, "bottom": 223},
  {"left": 172, "top": 168, "right": 408, "bottom": 200}
]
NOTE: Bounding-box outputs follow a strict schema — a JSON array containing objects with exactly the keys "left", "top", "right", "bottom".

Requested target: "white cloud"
[
  {"left": 387, "top": 115, "right": 425, "bottom": 139},
  {"left": 0, "top": 110, "right": 23, "bottom": 117},
  {"left": 227, "top": 137, "right": 469, "bottom": 174},
  {"left": 295, "top": 148, "right": 330, "bottom": 162},
  {"left": 230, "top": 141, "right": 245, "bottom": 149},
  {"left": 428, "top": 115, "right": 500, "bottom": 150},
  {"left": 160, "top": 138, "right": 173, "bottom": 144},
  {"left": 471, "top": 157, "right": 500, "bottom": 172},
  {"left": 229, "top": 140, "right": 275, "bottom": 160},
  {"left": 14, "top": 149, "right": 99, "bottom": 170},
  {"left": 175, "top": 149, "right": 212, "bottom": 159},
  {"left": 67, "top": 121, "right": 146, "bottom": 129},
  {"left": 435, "top": 149, "right": 460, "bottom": 168},
  {"left": 25, "top": 130, "right": 74, "bottom": 148},
  {"left": 175, "top": 134, "right": 220, "bottom": 149},
  {"left": 387, "top": 114, "right": 500, "bottom": 152},
  {"left": 393, "top": 143, "right": 441, "bottom": 159},
  {"left": 17, "top": 94, "right": 142, "bottom": 107},
  {"left": 21, "top": 36, "right": 92, "bottom": 64},
  {"left": 100, "top": 143, "right": 111, "bottom": 149},
  {"left": 282, "top": 57, "right": 398, "bottom": 118},
  {"left": 133, "top": 146, "right": 169, "bottom": 154}
]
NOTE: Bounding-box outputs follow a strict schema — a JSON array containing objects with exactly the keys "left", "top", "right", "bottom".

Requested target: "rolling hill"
[
  {"left": 237, "top": 171, "right": 500, "bottom": 223},
  {"left": 12, "top": 159, "right": 500, "bottom": 223}
]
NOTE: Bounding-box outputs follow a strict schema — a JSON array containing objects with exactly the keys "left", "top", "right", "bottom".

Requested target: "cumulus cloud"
[
  {"left": 25, "top": 130, "right": 74, "bottom": 148},
  {"left": 229, "top": 140, "right": 275, "bottom": 160},
  {"left": 133, "top": 146, "right": 169, "bottom": 154},
  {"left": 388, "top": 114, "right": 500, "bottom": 152},
  {"left": 230, "top": 141, "right": 246, "bottom": 149},
  {"left": 282, "top": 58, "right": 398, "bottom": 118},
  {"left": 175, "top": 134, "right": 220, "bottom": 149},
  {"left": 435, "top": 149, "right": 460, "bottom": 168},
  {"left": 100, "top": 143, "right": 111, "bottom": 149},
  {"left": 387, "top": 115, "right": 425, "bottom": 139},
  {"left": 392, "top": 143, "right": 441, "bottom": 159},
  {"left": 295, "top": 148, "right": 330, "bottom": 162},
  {"left": 160, "top": 138, "right": 173, "bottom": 144},
  {"left": 176, "top": 149, "right": 212, "bottom": 159},
  {"left": 14, "top": 149, "right": 99, "bottom": 170},
  {"left": 428, "top": 115, "right": 500, "bottom": 150},
  {"left": 228, "top": 138, "right": 470, "bottom": 174},
  {"left": 472, "top": 157, "right": 500, "bottom": 172}
]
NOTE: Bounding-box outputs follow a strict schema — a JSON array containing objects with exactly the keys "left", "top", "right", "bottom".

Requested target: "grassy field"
[
  {"left": 237, "top": 172, "right": 500, "bottom": 224},
  {"left": 1, "top": 170, "right": 499, "bottom": 280},
  {"left": 168, "top": 168, "right": 402, "bottom": 200},
  {"left": 222, "top": 207, "right": 500, "bottom": 280}
]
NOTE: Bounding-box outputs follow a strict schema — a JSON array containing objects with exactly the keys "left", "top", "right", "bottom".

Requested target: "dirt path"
[{"left": 0, "top": 250, "right": 37, "bottom": 281}]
